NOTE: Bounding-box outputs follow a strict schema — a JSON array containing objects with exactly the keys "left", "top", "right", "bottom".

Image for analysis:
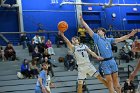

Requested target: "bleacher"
[{"left": 0, "top": 44, "right": 140, "bottom": 93}]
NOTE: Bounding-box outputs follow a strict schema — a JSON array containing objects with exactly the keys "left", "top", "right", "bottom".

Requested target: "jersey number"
[{"left": 81, "top": 52, "right": 84, "bottom": 57}]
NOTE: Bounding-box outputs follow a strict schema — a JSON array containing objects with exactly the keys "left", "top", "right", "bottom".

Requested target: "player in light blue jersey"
[
  {"left": 35, "top": 62, "right": 50, "bottom": 93},
  {"left": 80, "top": 15, "right": 138, "bottom": 93}
]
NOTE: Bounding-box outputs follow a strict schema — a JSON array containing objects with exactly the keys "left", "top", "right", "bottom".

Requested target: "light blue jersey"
[
  {"left": 93, "top": 33, "right": 115, "bottom": 58},
  {"left": 93, "top": 33, "right": 118, "bottom": 75},
  {"left": 35, "top": 70, "right": 47, "bottom": 93}
]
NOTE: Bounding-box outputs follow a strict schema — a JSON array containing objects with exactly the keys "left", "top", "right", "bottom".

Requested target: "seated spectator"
[
  {"left": 116, "top": 31, "right": 123, "bottom": 38},
  {"left": 123, "top": 79, "right": 135, "bottom": 93},
  {"left": 78, "top": 26, "right": 86, "bottom": 43},
  {"left": 124, "top": 42, "right": 134, "bottom": 59},
  {"left": 4, "top": 42, "right": 16, "bottom": 61},
  {"left": 43, "top": 57, "right": 54, "bottom": 77},
  {"left": 125, "top": 39, "right": 133, "bottom": 46},
  {"left": 32, "top": 47, "right": 42, "bottom": 64},
  {"left": 55, "top": 33, "right": 66, "bottom": 48},
  {"left": 33, "top": 34, "right": 41, "bottom": 46},
  {"left": 46, "top": 39, "right": 55, "bottom": 55},
  {"left": 119, "top": 47, "right": 130, "bottom": 63},
  {"left": 38, "top": 37, "right": 45, "bottom": 54},
  {"left": 30, "top": 59, "right": 39, "bottom": 78},
  {"left": 20, "top": 33, "right": 28, "bottom": 49},
  {"left": 27, "top": 39, "right": 34, "bottom": 55},
  {"left": 20, "top": 59, "right": 31, "bottom": 78},
  {"left": 0, "top": 46, "right": 5, "bottom": 61},
  {"left": 64, "top": 51, "right": 75, "bottom": 71},
  {"left": 31, "top": 38, "right": 35, "bottom": 47},
  {"left": 111, "top": 43, "right": 118, "bottom": 53},
  {"left": 43, "top": 49, "right": 51, "bottom": 59}
]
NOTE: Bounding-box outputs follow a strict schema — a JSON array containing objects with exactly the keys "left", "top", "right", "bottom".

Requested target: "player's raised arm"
[
  {"left": 79, "top": 15, "right": 94, "bottom": 37},
  {"left": 57, "top": 21, "right": 74, "bottom": 51},
  {"left": 59, "top": 31, "right": 74, "bottom": 51},
  {"left": 129, "top": 60, "right": 140, "bottom": 81},
  {"left": 115, "top": 29, "right": 138, "bottom": 43},
  {"left": 86, "top": 46, "right": 104, "bottom": 61}
]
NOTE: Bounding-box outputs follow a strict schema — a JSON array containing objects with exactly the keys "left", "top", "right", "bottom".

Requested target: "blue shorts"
[
  {"left": 101, "top": 58, "right": 118, "bottom": 75},
  {"left": 35, "top": 86, "right": 42, "bottom": 93}
]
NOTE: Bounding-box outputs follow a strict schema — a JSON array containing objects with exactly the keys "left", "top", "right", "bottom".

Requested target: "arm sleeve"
[
  {"left": 85, "top": 45, "right": 90, "bottom": 50},
  {"left": 108, "top": 38, "right": 115, "bottom": 44},
  {"left": 39, "top": 71, "right": 44, "bottom": 78},
  {"left": 93, "top": 33, "right": 100, "bottom": 44},
  {"left": 21, "top": 64, "right": 27, "bottom": 71}
]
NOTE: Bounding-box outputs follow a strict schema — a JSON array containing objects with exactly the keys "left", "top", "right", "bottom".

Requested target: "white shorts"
[
  {"left": 46, "top": 86, "right": 51, "bottom": 93},
  {"left": 78, "top": 63, "right": 99, "bottom": 80}
]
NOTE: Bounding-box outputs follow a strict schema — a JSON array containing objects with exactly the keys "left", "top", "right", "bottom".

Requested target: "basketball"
[{"left": 57, "top": 21, "right": 68, "bottom": 32}]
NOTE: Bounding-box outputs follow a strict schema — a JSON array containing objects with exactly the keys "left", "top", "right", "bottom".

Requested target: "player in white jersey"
[
  {"left": 59, "top": 31, "right": 108, "bottom": 93},
  {"left": 74, "top": 44, "right": 91, "bottom": 65}
]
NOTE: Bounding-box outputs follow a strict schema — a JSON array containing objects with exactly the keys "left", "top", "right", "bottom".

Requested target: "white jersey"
[{"left": 73, "top": 44, "right": 90, "bottom": 65}]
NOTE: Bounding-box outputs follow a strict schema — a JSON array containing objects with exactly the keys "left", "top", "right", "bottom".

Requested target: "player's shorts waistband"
[{"left": 103, "top": 56, "right": 113, "bottom": 61}]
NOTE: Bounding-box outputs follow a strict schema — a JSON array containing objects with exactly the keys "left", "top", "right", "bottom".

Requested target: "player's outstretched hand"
[
  {"left": 129, "top": 29, "right": 138, "bottom": 37},
  {"left": 59, "top": 31, "right": 64, "bottom": 36},
  {"left": 96, "top": 56, "right": 104, "bottom": 61}
]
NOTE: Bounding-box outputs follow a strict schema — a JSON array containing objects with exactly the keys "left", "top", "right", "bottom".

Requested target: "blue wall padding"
[{"left": 0, "top": 0, "right": 140, "bottom": 45}]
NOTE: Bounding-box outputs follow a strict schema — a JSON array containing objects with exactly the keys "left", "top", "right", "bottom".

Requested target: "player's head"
[
  {"left": 41, "top": 62, "right": 49, "bottom": 70},
  {"left": 71, "top": 36, "right": 80, "bottom": 45},
  {"left": 97, "top": 28, "right": 106, "bottom": 37}
]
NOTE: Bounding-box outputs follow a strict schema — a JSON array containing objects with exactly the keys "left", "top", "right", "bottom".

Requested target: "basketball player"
[
  {"left": 80, "top": 15, "right": 138, "bottom": 93},
  {"left": 129, "top": 59, "right": 140, "bottom": 93},
  {"left": 35, "top": 62, "right": 50, "bottom": 93},
  {"left": 129, "top": 60, "right": 140, "bottom": 81},
  {"left": 59, "top": 31, "right": 108, "bottom": 93}
]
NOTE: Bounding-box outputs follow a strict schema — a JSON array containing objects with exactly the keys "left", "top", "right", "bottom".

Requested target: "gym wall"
[
  {"left": 22, "top": 0, "right": 78, "bottom": 43},
  {"left": 82, "top": 0, "right": 140, "bottom": 30},
  {"left": 0, "top": 0, "right": 140, "bottom": 45},
  {"left": 0, "top": 0, "right": 19, "bottom": 45}
]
